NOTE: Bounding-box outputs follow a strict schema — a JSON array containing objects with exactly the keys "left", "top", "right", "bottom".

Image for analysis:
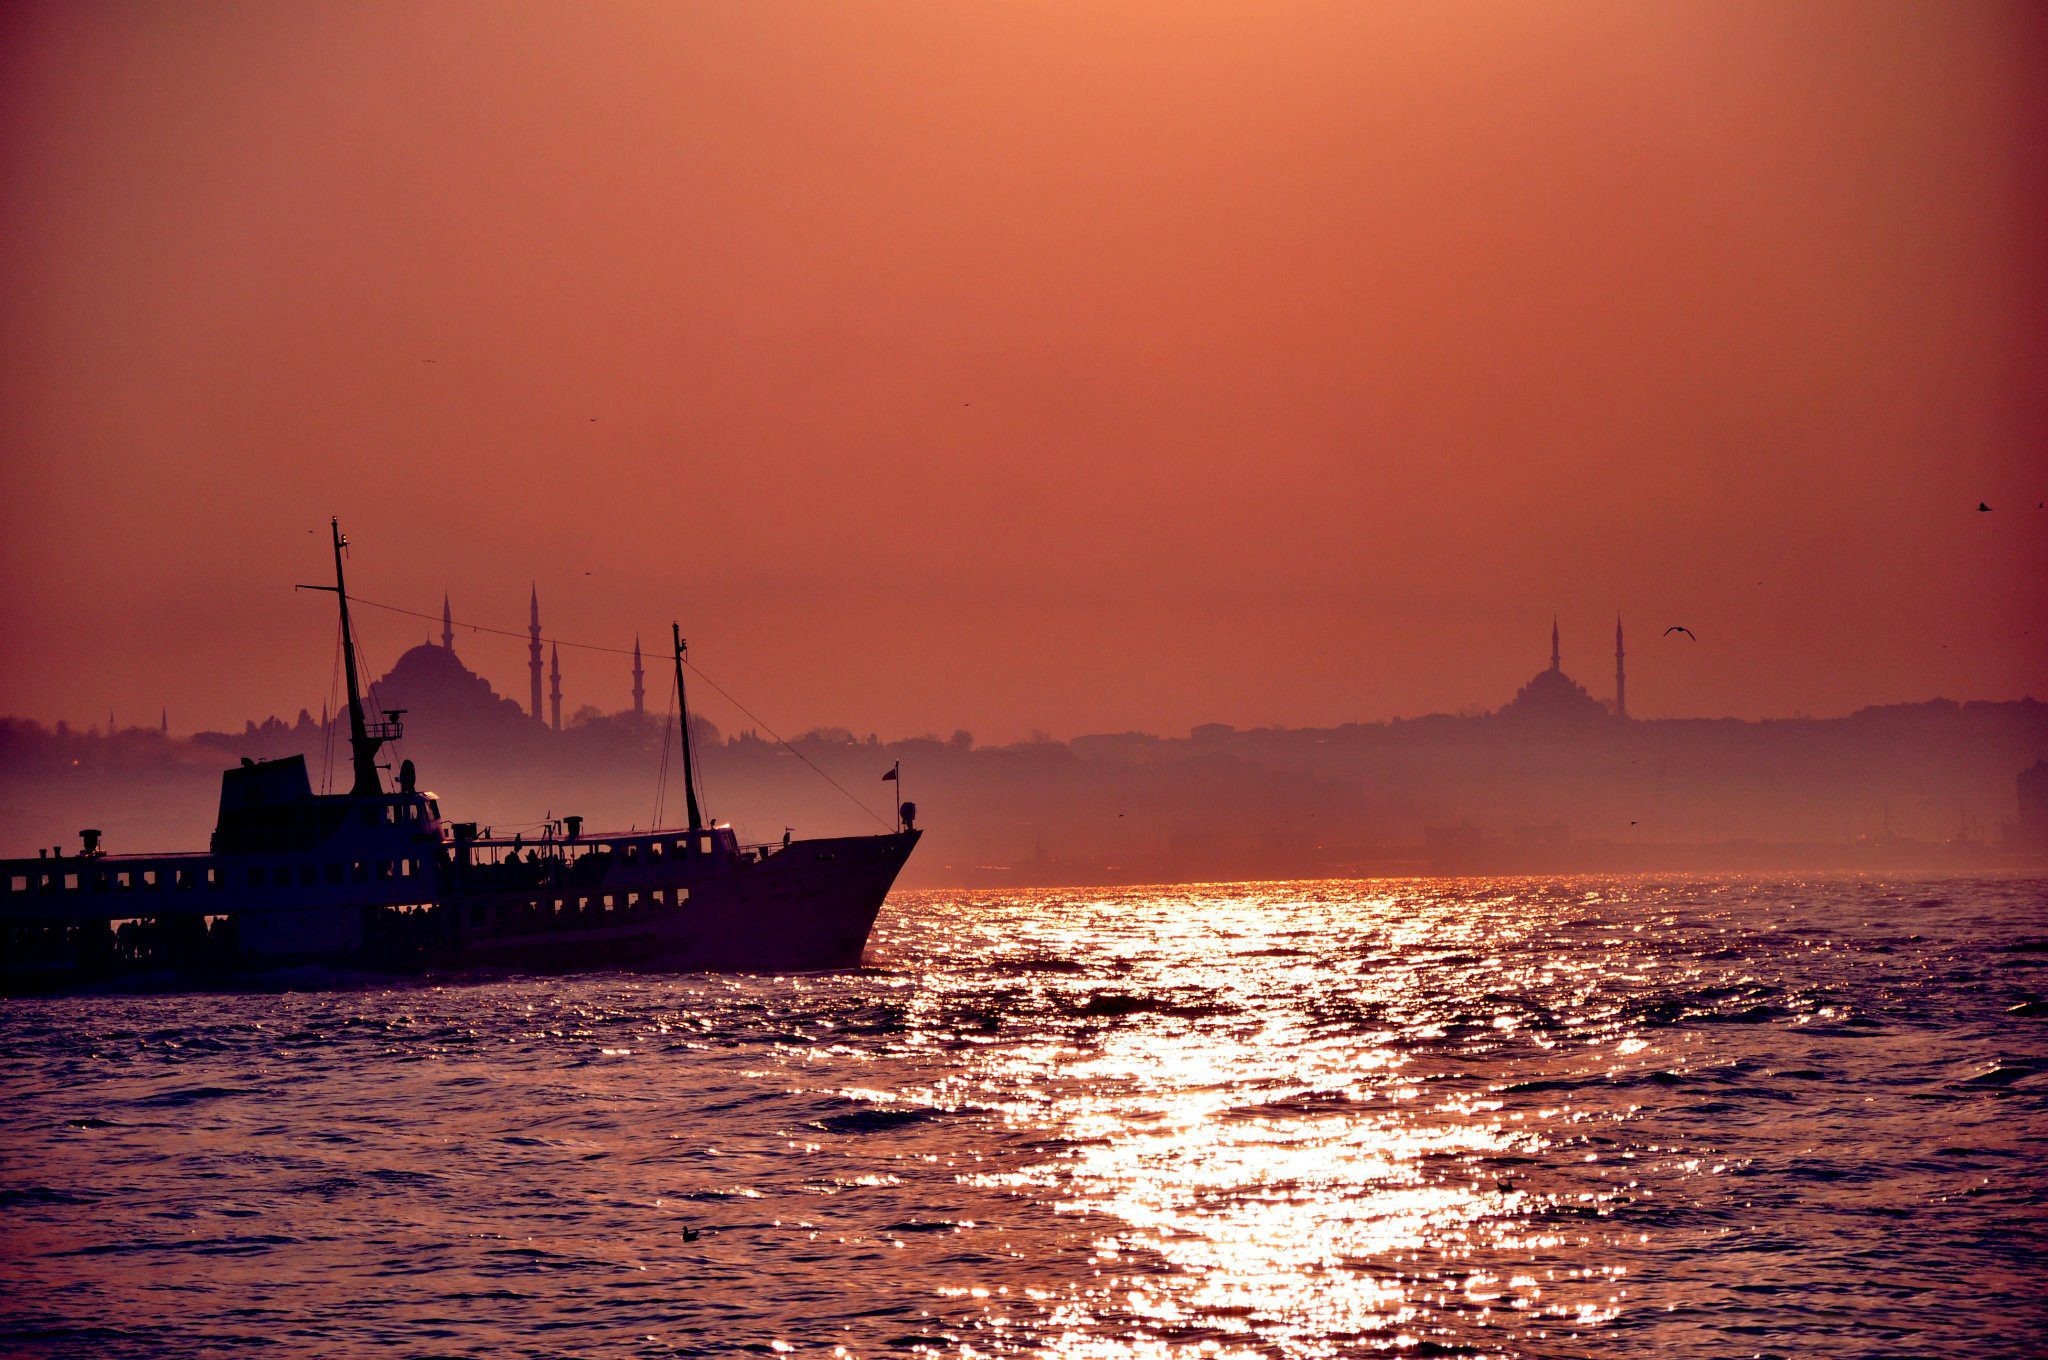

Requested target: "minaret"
[
  {"left": 1614, "top": 616, "right": 1627, "bottom": 719},
  {"left": 631, "top": 636, "right": 645, "bottom": 720},
  {"left": 1550, "top": 616, "right": 1561, "bottom": 673},
  {"left": 528, "top": 584, "right": 544, "bottom": 722},
  {"left": 442, "top": 594, "right": 454, "bottom": 650},
  {"left": 549, "top": 643, "right": 563, "bottom": 732}
]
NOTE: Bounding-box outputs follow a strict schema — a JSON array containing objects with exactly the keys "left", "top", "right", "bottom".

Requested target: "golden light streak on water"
[{"left": 940, "top": 884, "right": 1654, "bottom": 1357}]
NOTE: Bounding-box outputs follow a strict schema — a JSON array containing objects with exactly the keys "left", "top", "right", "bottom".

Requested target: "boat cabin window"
[{"left": 700, "top": 834, "right": 713, "bottom": 855}]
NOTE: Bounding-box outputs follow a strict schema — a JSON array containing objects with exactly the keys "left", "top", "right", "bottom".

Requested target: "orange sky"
[{"left": 2, "top": 1, "right": 2043, "bottom": 743}]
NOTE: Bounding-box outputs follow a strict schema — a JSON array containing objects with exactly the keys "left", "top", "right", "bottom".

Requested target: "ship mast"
[
  {"left": 672, "top": 623, "right": 704, "bottom": 833},
  {"left": 328, "top": 518, "right": 396, "bottom": 796}
]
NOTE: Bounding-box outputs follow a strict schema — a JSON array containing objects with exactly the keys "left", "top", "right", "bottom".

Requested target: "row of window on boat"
[
  {"left": 5, "top": 858, "right": 432, "bottom": 895},
  {"left": 5, "top": 833, "right": 740, "bottom": 896},
  {"left": 462, "top": 833, "right": 722, "bottom": 867},
  {"left": 463, "top": 886, "right": 691, "bottom": 932}
]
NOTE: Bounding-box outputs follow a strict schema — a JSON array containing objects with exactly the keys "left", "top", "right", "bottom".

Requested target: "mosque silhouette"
[
  {"left": 365, "top": 590, "right": 649, "bottom": 744},
  {"left": 1496, "top": 618, "right": 1627, "bottom": 722}
]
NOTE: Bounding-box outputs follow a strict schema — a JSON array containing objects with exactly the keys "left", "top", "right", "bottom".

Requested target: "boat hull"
[
  {"left": 454, "top": 831, "right": 919, "bottom": 974},
  {"left": 1, "top": 829, "right": 920, "bottom": 989}
]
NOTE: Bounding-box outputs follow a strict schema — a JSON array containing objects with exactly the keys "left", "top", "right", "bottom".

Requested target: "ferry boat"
[{"left": 0, "top": 522, "right": 920, "bottom": 990}]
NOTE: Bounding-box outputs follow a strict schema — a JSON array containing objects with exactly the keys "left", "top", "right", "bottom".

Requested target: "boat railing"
[{"left": 448, "top": 826, "right": 803, "bottom": 892}]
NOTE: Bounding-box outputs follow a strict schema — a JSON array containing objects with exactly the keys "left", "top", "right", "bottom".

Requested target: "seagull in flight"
[{"left": 1664, "top": 626, "right": 1696, "bottom": 640}]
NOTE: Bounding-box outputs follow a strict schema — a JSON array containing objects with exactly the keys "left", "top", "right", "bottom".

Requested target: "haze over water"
[{"left": 4, "top": 875, "right": 2045, "bottom": 1358}]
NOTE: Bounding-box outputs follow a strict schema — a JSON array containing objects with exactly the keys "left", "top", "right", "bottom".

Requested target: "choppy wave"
[{"left": 4, "top": 874, "right": 2047, "bottom": 1358}]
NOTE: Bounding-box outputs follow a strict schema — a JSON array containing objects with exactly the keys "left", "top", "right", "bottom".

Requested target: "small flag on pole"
[{"left": 882, "top": 763, "right": 899, "bottom": 782}]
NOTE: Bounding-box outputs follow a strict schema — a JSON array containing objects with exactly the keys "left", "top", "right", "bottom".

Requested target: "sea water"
[{"left": 3, "top": 876, "right": 2045, "bottom": 1358}]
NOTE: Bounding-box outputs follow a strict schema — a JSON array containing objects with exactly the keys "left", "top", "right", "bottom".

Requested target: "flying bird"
[
  {"left": 1978, "top": 502, "right": 1992, "bottom": 512},
  {"left": 1664, "top": 626, "right": 1696, "bottom": 640}
]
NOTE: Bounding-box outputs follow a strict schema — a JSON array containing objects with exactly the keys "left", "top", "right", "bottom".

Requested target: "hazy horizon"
[
  {"left": 5, "top": 599, "right": 2043, "bottom": 749},
  {"left": 4, "top": 1, "right": 2044, "bottom": 744}
]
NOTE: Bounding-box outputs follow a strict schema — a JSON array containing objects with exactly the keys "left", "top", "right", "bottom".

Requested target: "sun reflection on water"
[{"left": 942, "top": 882, "right": 1647, "bottom": 1357}]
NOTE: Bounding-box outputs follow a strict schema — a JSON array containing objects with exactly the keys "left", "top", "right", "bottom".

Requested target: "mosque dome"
[{"left": 368, "top": 639, "right": 529, "bottom": 738}]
